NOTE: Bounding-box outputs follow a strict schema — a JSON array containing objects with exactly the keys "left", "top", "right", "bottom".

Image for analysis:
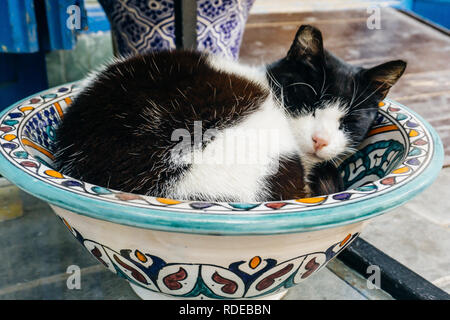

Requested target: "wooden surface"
[{"left": 239, "top": 7, "right": 450, "bottom": 166}]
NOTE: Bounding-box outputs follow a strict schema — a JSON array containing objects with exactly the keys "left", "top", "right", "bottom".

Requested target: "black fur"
[
  {"left": 308, "top": 162, "right": 345, "bottom": 196},
  {"left": 54, "top": 50, "right": 268, "bottom": 196},
  {"left": 265, "top": 154, "right": 307, "bottom": 201}
]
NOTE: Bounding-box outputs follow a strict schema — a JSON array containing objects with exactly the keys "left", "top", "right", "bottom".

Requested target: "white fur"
[
  {"left": 206, "top": 54, "right": 268, "bottom": 86},
  {"left": 166, "top": 56, "right": 351, "bottom": 202},
  {"left": 288, "top": 100, "right": 350, "bottom": 169},
  {"left": 170, "top": 96, "right": 298, "bottom": 202}
]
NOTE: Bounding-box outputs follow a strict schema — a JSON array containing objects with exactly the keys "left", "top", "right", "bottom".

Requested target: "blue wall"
[
  {"left": 0, "top": 0, "right": 89, "bottom": 110},
  {"left": 396, "top": 0, "right": 450, "bottom": 29}
]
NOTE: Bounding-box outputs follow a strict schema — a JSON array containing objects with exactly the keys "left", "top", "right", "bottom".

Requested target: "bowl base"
[{"left": 129, "top": 282, "right": 288, "bottom": 300}]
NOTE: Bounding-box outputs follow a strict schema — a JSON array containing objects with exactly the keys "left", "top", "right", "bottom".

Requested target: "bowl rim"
[{"left": 0, "top": 83, "right": 444, "bottom": 235}]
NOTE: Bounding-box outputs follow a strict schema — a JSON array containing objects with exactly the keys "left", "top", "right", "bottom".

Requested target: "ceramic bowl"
[{"left": 0, "top": 82, "right": 443, "bottom": 299}]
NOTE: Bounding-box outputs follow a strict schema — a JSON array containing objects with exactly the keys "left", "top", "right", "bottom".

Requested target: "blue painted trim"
[{"left": 0, "top": 91, "right": 444, "bottom": 236}]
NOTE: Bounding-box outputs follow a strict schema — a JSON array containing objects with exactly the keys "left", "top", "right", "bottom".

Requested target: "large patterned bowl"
[{"left": 0, "top": 83, "right": 443, "bottom": 299}]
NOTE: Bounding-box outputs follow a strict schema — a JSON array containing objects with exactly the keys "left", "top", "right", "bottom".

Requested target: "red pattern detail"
[
  {"left": 265, "top": 202, "right": 287, "bottom": 209},
  {"left": 113, "top": 254, "right": 148, "bottom": 284},
  {"left": 381, "top": 177, "right": 396, "bottom": 185},
  {"left": 212, "top": 271, "right": 238, "bottom": 294},
  {"left": 0, "top": 126, "right": 12, "bottom": 133},
  {"left": 91, "top": 246, "right": 108, "bottom": 267},
  {"left": 163, "top": 267, "right": 187, "bottom": 290},
  {"left": 255, "top": 264, "right": 294, "bottom": 291},
  {"left": 301, "top": 257, "right": 320, "bottom": 279}
]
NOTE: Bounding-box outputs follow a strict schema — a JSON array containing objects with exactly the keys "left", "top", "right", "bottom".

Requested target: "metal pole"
[{"left": 174, "top": 0, "right": 198, "bottom": 50}]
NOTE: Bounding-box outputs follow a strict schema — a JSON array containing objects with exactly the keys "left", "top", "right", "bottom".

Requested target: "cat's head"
[{"left": 267, "top": 25, "right": 406, "bottom": 163}]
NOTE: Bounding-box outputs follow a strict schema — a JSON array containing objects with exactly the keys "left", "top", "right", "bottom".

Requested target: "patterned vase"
[{"left": 98, "top": 0, "right": 255, "bottom": 59}]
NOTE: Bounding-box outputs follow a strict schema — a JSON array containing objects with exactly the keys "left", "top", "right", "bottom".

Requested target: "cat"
[{"left": 54, "top": 25, "right": 406, "bottom": 202}]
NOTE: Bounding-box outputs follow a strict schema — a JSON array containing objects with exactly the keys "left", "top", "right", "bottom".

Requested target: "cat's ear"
[
  {"left": 287, "top": 25, "right": 324, "bottom": 66},
  {"left": 364, "top": 60, "right": 407, "bottom": 97}
]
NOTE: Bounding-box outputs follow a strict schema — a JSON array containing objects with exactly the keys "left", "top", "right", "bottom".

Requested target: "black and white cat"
[{"left": 54, "top": 25, "right": 406, "bottom": 202}]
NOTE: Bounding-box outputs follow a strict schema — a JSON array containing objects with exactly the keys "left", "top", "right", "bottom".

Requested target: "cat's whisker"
[
  {"left": 286, "top": 82, "right": 318, "bottom": 96},
  {"left": 266, "top": 71, "right": 287, "bottom": 110},
  {"left": 349, "top": 77, "right": 357, "bottom": 108},
  {"left": 319, "top": 66, "right": 327, "bottom": 99},
  {"left": 266, "top": 70, "right": 283, "bottom": 93},
  {"left": 319, "top": 86, "right": 332, "bottom": 100},
  {"left": 350, "top": 81, "right": 372, "bottom": 109},
  {"left": 329, "top": 157, "right": 339, "bottom": 168},
  {"left": 351, "top": 83, "right": 385, "bottom": 110}
]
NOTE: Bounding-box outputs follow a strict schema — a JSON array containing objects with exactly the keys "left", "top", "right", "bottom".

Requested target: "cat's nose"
[{"left": 312, "top": 136, "right": 328, "bottom": 151}]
